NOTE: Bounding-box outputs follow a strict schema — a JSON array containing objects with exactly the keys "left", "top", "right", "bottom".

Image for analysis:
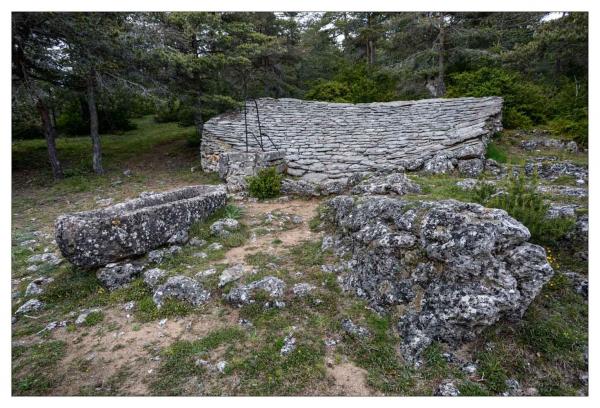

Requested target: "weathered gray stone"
[
  {"left": 341, "top": 319, "right": 370, "bottom": 338},
  {"left": 55, "top": 185, "right": 227, "bottom": 268},
  {"left": 457, "top": 158, "right": 484, "bottom": 177},
  {"left": 224, "top": 276, "right": 286, "bottom": 307},
  {"left": 563, "top": 271, "right": 588, "bottom": 299},
  {"left": 75, "top": 308, "right": 102, "bottom": 325},
  {"left": 292, "top": 283, "right": 316, "bottom": 297},
  {"left": 143, "top": 268, "right": 167, "bottom": 288},
  {"left": 351, "top": 172, "right": 421, "bottom": 195},
  {"left": 27, "top": 252, "right": 62, "bottom": 266},
  {"left": 25, "top": 277, "right": 54, "bottom": 296},
  {"left": 218, "top": 264, "right": 245, "bottom": 287},
  {"left": 15, "top": 298, "right": 44, "bottom": 315},
  {"left": 97, "top": 262, "right": 144, "bottom": 290},
  {"left": 210, "top": 218, "right": 240, "bottom": 237},
  {"left": 324, "top": 195, "right": 553, "bottom": 361},
  {"left": 436, "top": 380, "right": 460, "bottom": 396},
  {"left": 525, "top": 159, "right": 588, "bottom": 181},
  {"left": 201, "top": 97, "right": 503, "bottom": 178},
  {"left": 546, "top": 203, "right": 578, "bottom": 219},
  {"left": 153, "top": 276, "right": 210, "bottom": 307},
  {"left": 423, "top": 155, "right": 455, "bottom": 174}
]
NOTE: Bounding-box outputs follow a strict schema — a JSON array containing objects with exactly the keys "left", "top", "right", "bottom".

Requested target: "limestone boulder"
[{"left": 324, "top": 195, "right": 553, "bottom": 362}]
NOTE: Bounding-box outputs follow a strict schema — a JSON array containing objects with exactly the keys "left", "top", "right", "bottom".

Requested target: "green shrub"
[
  {"left": 247, "top": 167, "right": 282, "bottom": 199},
  {"left": 305, "top": 64, "right": 397, "bottom": 104},
  {"left": 548, "top": 117, "right": 588, "bottom": 148},
  {"left": 224, "top": 204, "right": 244, "bottom": 219},
  {"left": 447, "top": 67, "right": 548, "bottom": 128},
  {"left": 483, "top": 171, "right": 574, "bottom": 246},
  {"left": 305, "top": 80, "right": 351, "bottom": 103},
  {"left": 485, "top": 141, "right": 508, "bottom": 163},
  {"left": 471, "top": 180, "right": 497, "bottom": 204}
]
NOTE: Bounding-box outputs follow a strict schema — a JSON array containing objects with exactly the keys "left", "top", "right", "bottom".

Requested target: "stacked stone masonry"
[{"left": 201, "top": 97, "right": 503, "bottom": 179}]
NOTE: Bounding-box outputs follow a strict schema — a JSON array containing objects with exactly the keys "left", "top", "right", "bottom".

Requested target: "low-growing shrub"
[
  {"left": 247, "top": 167, "right": 282, "bottom": 199},
  {"left": 483, "top": 171, "right": 574, "bottom": 246}
]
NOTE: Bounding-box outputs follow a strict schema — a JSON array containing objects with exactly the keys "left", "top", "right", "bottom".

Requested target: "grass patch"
[
  {"left": 289, "top": 240, "right": 325, "bottom": 268},
  {"left": 12, "top": 340, "right": 67, "bottom": 395},
  {"left": 83, "top": 310, "right": 105, "bottom": 326},
  {"left": 233, "top": 336, "right": 326, "bottom": 395},
  {"left": 150, "top": 327, "right": 245, "bottom": 395},
  {"left": 485, "top": 140, "right": 508, "bottom": 163},
  {"left": 343, "top": 313, "right": 414, "bottom": 394}
]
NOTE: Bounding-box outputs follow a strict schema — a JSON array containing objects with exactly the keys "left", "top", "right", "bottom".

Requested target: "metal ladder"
[{"left": 242, "top": 98, "right": 279, "bottom": 153}]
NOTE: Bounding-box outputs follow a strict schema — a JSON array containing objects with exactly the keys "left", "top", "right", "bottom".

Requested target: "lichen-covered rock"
[
  {"left": 147, "top": 245, "right": 182, "bottom": 264},
  {"left": 537, "top": 185, "right": 588, "bottom": 198},
  {"left": 435, "top": 380, "right": 460, "bottom": 396},
  {"left": 563, "top": 271, "right": 588, "bottom": 299},
  {"left": 224, "top": 276, "right": 286, "bottom": 307},
  {"left": 525, "top": 159, "right": 588, "bottom": 181},
  {"left": 341, "top": 319, "right": 370, "bottom": 338},
  {"left": 97, "top": 262, "right": 144, "bottom": 290},
  {"left": 351, "top": 172, "right": 421, "bottom": 196},
  {"left": 167, "top": 230, "right": 189, "bottom": 245},
  {"left": 281, "top": 178, "right": 321, "bottom": 197},
  {"left": 324, "top": 195, "right": 553, "bottom": 361},
  {"left": 153, "top": 276, "right": 210, "bottom": 308},
  {"left": 218, "top": 264, "right": 245, "bottom": 287},
  {"left": 210, "top": 218, "right": 240, "bottom": 237},
  {"left": 27, "top": 252, "right": 62, "bottom": 266},
  {"left": 292, "top": 283, "right": 316, "bottom": 297},
  {"left": 15, "top": 298, "right": 44, "bottom": 315},
  {"left": 423, "top": 155, "right": 455, "bottom": 174},
  {"left": 546, "top": 203, "right": 578, "bottom": 219},
  {"left": 55, "top": 185, "right": 227, "bottom": 268},
  {"left": 143, "top": 268, "right": 166, "bottom": 288},
  {"left": 25, "top": 277, "right": 54, "bottom": 296},
  {"left": 457, "top": 158, "right": 484, "bottom": 177}
]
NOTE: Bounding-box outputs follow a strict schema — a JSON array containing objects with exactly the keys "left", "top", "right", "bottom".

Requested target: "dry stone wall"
[{"left": 201, "top": 97, "right": 503, "bottom": 180}]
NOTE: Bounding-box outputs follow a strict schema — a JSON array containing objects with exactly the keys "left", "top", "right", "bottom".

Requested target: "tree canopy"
[{"left": 12, "top": 11, "right": 588, "bottom": 178}]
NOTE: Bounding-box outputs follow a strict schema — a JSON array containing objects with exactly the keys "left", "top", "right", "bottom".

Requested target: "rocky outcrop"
[
  {"left": 323, "top": 196, "right": 553, "bottom": 362},
  {"left": 280, "top": 171, "right": 421, "bottom": 197},
  {"left": 55, "top": 185, "right": 227, "bottom": 268},
  {"left": 201, "top": 97, "right": 503, "bottom": 179}
]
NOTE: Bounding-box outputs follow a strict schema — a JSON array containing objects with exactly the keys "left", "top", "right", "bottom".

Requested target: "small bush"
[
  {"left": 247, "top": 167, "right": 282, "bottom": 200},
  {"left": 305, "top": 80, "right": 351, "bottom": 103},
  {"left": 483, "top": 171, "right": 574, "bottom": 246},
  {"left": 83, "top": 311, "right": 104, "bottom": 327},
  {"left": 471, "top": 180, "right": 497, "bottom": 204},
  {"left": 224, "top": 204, "right": 244, "bottom": 219}
]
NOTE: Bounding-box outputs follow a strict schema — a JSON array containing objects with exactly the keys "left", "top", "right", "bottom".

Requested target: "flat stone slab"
[
  {"left": 55, "top": 185, "right": 227, "bottom": 268},
  {"left": 201, "top": 97, "right": 503, "bottom": 177}
]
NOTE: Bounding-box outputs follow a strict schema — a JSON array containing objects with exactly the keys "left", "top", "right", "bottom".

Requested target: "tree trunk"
[
  {"left": 36, "top": 99, "right": 63, "bottom": 180},
  {"left": 86, "top": 73, "right": 104, "bottom": 174},
  {"left": 436, "top": 22, "right": 447, "bottom": 97},
  {"left": 194, "top": 94, "right": 204, "bottom": 139}
]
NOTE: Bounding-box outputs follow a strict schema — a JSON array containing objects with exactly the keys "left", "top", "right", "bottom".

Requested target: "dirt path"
[
  {"left": 224, "top": 198, "right": 322, "bottom": 266},
  {"left": 48, "top": 307, "right": 240, "bottom": 395}
]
